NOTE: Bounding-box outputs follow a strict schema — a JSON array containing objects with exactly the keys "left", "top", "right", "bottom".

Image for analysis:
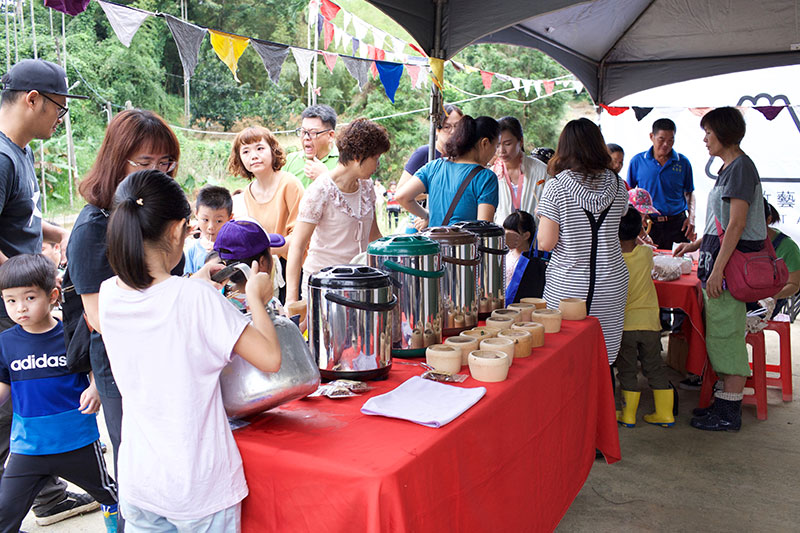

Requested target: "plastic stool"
[
  {"left": 764, "top": 320, "right": 793, "bottom": 401},
  {"left": 697, "top": 332, "right": 768, "bottom": 420}
]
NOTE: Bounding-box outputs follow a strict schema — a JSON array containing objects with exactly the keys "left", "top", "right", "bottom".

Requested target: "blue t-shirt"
[
  {"left": 184, "top": 239, "right": 210, "bottom": 275},
  {"left": 415, "top": 159, "right": 498, "bottom": 227},
  {"left": 0, "top": 321, "right": 99, "bottom": 455},
  {"left": 627, "top": 148, "right": 694, "bottom": 216},
  {"left": 404, "top": 145, "right": 442, "bottom": 175}
]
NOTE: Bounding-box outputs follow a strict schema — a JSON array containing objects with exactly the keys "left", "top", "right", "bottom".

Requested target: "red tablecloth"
[
  {"left": 654, "top": 272, "right": 706, "bottom": 375},
  {"left": 234, "top": 317, "right": 620, "bottom": 533}
]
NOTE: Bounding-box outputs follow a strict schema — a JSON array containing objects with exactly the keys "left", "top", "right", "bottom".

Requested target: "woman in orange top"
[{"left": 228, "top": 126, "right": 304, "bottom": 301}]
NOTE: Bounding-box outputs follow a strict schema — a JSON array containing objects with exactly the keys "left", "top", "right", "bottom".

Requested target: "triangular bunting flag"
[
  {"left": 409, "top": 43, "right": 427, "bottom": 57},
  {"left": 352, "top": 17, "right": 369, "bottom": 40},
  {"left": 375, "top": 61, "right": 403, "bottom": 102},
  {"left": 342, "top": 11, "right": 352, "bottom": 32},
  {"left": 600, "top": 104, "right": 629, "bottom": 116},
  {"left": 543, "top": 80, "right": 555, "bottom": 95},
  {"left": 521, "top": 79, "right": 532, "bottom": 96},
  {"left": 164, "top": 15, "right": 207, "bottom": 80},
  {"left": 372, "top": 28, "right": 387, "bottom": 50},
  {"left": 367, "top": 45, "right": 378, "bottom": 78},
  {"left": 98, "top": 0, "right": 149, "bottom": 46},
  {"left": 406, "top": 65, "right": 420, "bottom": 88},
  {"left": 450, "top": 60, "right": 464, "bottom": 72},
  {"left": 44, "top": 0, "right": 90, "bottom": 16},
  {"left": 333, "top": 24, "right": 344, "bottom": 50},
  {"left": 495, "top": 73, "right": 511, "bottom": 83},
  {"left": 480, "top": 71, "right": 493, "bottom": 91},
  {"left": 533, "top": 80, "right": 542, "bottom": 97},
  {"left": 391, "top": 36, "right": 405, "bottom": 56},
  {"left": 511, "top": 77, "right": 521, "bottom": 91},
  {"left": 572, "top": 79, "right": 584, "bottom": 94},
  {"left": 463, "top": 64, "right": 479, "bottom": 74},
  {"left": 359, "top": 41, "right": 369, "bottom": 58},
  {"left": 323, "top": 20, "right": 334, "bottom": 50},
  {"left": 250, "top": 39, "right": 289, "bottom": 85},
  {"left": 317, "top": 13, "right": 324, "bottom": 39},
  {"left": 429, "top": 58, "right": 444, "bottom": 89},
  {"left": 319, "top": 0, "right": 340, "bottom": 21},
  {"left": 754, "top": 106, "right": 784, "bottom": 121},
  {"left": 209, "top": 30, "right": 249, "bottom": 82},
  {"left": 341, "top": 56, "right": 370, "bottom": 91},
  {"left": 688, "top": 107, "right": 712, "bottom": 118},
  {"left": 351, "top": 37, "right": 359, "bottom": 57},
  {"left": 322, "top": 51, "right": 338, "bottom": 72},
  {"left": 307, "top": 0, "right": 318, "bottom": 27},
  {"left": 291, "top": 47, "right": 316, "bottom": 86},
  {"left": 632, "top": 106, "right": 653, "bottom": 121}
]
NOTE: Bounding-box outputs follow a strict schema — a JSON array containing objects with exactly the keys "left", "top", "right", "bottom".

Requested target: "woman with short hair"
[{"left": 676, "top": 106, "right": 767, "bottom": 431}]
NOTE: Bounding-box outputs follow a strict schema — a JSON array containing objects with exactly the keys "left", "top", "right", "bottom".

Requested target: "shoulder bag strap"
[
  {"left": 772, "top": 230, "right": 788, "bottom": 250},
  {"left": 441, "top": 164, "right": 483, "bottom": 226}
]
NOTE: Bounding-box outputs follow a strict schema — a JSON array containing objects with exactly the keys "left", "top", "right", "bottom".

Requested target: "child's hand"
[
  {"left": 245, "top": 261, "right": 274, "bottom": 306},
  {"left": 79, "top": 380, "right": 101, "bottom": 414}
]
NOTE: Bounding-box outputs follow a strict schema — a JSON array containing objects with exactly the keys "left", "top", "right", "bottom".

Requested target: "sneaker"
[
  {"left": 34, "top": 491, "right": 100, "bottom": 526},
  {"left": 679, "top": 374, "right": 703, "bottom": 391}
]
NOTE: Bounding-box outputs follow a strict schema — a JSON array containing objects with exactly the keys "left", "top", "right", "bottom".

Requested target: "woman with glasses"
[
  {"left": 285, "top": 119, "right": 390, "bottom": 314},
  {"left": 492, "top": 116, "right": 550, "bottom": 225},
  {"left": 62, "top": 110, "right": 181, "bottom": 530},
  {"left": 396, "top": 115, "right": 500, "bottom": 230}
]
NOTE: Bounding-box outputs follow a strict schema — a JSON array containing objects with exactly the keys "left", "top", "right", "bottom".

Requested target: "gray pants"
[
  {"left": 100, "top": 393, "right": 124, "bottom": 532},
  {"left": 616, "top": 329, "right": 670, "bottom": 391},
  {"left": 0, "top": 316, "right": 68, "bottom": 514}
]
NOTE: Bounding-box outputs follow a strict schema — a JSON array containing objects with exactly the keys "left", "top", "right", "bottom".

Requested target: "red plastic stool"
[
  {"left": 697, "top": 332, "right": 768, "bottom": 420},
  {"left": 764, "top": 320, "right": 793, "bottom": 401}
]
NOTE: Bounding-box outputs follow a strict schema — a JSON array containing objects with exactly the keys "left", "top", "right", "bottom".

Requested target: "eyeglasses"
[
  {"left": 295, "top": 128, "right": 332, "bottom": 139},
  {"left": 41, "top": 94, "right": 68, "bottom": 119},
  {"left": 127, "top": 158, "right": 178, "bottom": 173},
  {"left": 439, "top": 123, "right": 455, "bottom": 131}
]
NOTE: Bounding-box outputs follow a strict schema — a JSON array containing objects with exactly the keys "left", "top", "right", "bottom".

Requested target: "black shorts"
[{"left": 0, "top": 441, "right": 117, "bottom": 533}]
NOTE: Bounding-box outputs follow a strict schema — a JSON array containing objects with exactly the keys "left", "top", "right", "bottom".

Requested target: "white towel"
[{"left": 361, "top": 376, "right": 486, "bottom": 428}]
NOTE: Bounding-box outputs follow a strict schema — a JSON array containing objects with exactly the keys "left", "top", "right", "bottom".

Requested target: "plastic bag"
[{"left": 652, "top": 255, "right": 683, "bottom": 281}]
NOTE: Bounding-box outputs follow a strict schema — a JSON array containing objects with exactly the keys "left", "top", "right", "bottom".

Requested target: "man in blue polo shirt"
[{"left": 627, "top": 118, "right": 696, "bottom": 250}]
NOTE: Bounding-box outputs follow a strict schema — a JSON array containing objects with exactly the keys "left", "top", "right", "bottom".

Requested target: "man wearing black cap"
[{"left": 0, "top": 59, "right": 99, "bottom": 526}]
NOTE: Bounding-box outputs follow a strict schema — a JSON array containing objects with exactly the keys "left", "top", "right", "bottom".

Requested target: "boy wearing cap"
[
  {"left": 0, "top": 59, "right": 99, "bottom": 524},
  {"left": 213, "top": 218, "right": 285, "bottom": 312}
]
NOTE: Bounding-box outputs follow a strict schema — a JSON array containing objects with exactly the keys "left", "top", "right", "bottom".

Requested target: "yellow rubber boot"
[
  {"left": 616, "top": 390, "right": 640, "bottom": 428},
  {"left": 644, "top": 388, "right": 675, "bottom": 427}
]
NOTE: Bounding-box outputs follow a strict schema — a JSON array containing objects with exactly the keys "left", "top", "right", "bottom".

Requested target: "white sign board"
[{"left": 600, "top": 66, "right": 800, "bottom": 242}]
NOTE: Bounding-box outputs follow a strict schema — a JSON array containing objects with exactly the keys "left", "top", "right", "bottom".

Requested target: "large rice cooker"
[
  {"left": 421, "top": 226, "right": 480, "bottom": 336},
  {"left": 367, "top": 235, "right": 444, "bottom": 358},
  {"left": 308, "top": 265, "right": 396, "bottom": 381},
  {"left": 453, "top": 220, "right": 509, "bottom": 317}
]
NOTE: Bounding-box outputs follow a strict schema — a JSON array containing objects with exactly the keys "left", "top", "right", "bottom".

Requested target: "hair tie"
[{"left": 136, "top": 198, "right": 144, "bottom": 206}]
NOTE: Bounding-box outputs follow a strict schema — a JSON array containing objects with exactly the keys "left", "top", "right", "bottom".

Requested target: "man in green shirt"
[{"left": 283, "top": 104, "right": 339, "bottom": 188}]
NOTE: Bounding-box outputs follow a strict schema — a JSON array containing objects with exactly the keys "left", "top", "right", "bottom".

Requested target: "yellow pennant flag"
[
  {"left": 209, "top": 30, "right": 250, "bottom": 82},
  {"left": 428, "top": 57, "right": 444, "bottom": 90}
]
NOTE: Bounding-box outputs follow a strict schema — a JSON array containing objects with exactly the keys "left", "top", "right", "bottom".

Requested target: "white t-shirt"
[{"left": 98, "top": 276, "right": 250, "bottom": 520}]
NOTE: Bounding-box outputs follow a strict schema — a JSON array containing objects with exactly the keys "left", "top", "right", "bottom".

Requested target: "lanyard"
[{"left": 495, "top": 159, "right": 525, "bottom": 210}]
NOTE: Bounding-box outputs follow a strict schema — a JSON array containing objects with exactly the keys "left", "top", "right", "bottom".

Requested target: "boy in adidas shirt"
[{"left": 0, "top": 254, "right": 118, "bottom": 532}]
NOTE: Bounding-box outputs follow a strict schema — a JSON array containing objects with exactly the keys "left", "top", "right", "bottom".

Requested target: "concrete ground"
[
  {"left": 558, "top": 322, "right": 800, "bottom": 532},
  {"left": 21, "top": 323, "right": 800, "bottom": 532}
]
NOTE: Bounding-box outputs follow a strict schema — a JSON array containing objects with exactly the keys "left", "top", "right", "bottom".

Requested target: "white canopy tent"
[{"left": 366, "top": 0, "right": 800, "bottom": 105}]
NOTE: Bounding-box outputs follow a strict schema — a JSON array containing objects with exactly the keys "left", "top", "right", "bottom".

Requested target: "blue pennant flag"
[{"left": 375, "top": 61, "right": 404, "bottom": 103}]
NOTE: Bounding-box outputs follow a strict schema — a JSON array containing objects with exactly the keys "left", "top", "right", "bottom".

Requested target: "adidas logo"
[{"left": 10, "top": 354, "right": 67, "bottom": 371}]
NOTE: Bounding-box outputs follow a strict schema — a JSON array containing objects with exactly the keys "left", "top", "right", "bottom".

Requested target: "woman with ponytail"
[
  {"left": 396, "top": 115, "right": 500, "bottom": 229},
  {"left": 61, "top": 110, "right": 182, "bottom": 529},
  {"left": 98, "top": 170, "right": 280, "bottom": 530}
]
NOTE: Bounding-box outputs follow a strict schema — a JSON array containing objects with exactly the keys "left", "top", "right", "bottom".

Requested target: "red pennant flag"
[
  {"left": 480, "top": 70, "right": 493, "bottom": 90},
  {"left": 367, "top": 45, "right": 378, "bottom": 78},
  {"left": 319, "top": 0, "right": 340, "bottom": 21},
  {"left": 313, "top": 86, "right": 321, "bottom": 95},
  {"left": 323, "top": 20, "right": 334, "bottom": 50},
  {"left": 406, "top": 64, "right": 420, "bottom": 87},
  {"left": 543, "top": 80, "right": 555, "bottom": 94},
  {"left": 376, "top": 48, "right": 385, "bottom": 61},
  {"left": 409, "top": 42, "right": 427, "bottom": 57},
  {"left": 600, "top": 104, "right": 630, "bottom": 116},
  {"left": 322, "top": 51, "right": 338, "bottom": 72}
]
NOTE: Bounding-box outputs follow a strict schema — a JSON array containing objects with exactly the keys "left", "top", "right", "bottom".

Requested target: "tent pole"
[{"left": 428, "top": 0, "right": 445, "bottom": 162}]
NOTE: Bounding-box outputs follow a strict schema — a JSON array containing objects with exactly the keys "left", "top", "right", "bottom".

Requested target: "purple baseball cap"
[{"left": 213, "top": 218, "right": 285, "bottom": 260}]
